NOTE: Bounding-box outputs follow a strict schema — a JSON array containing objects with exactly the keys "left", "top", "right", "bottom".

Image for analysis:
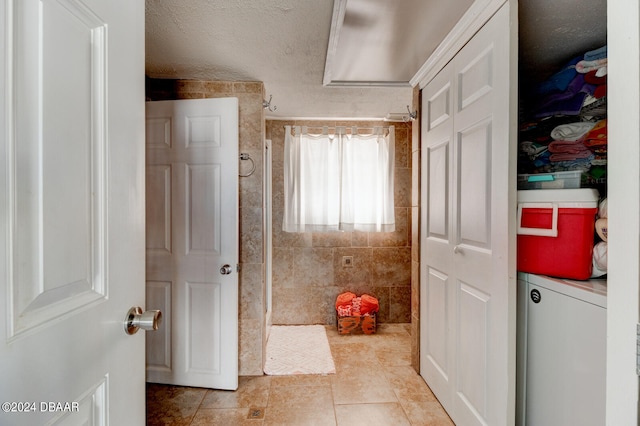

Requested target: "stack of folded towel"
[
  {"left": 335, "top": 292, "right": 379, "bottom": 317},
  {"left": 518, "top": 45, "right": 607, "bottom": 188},
  {"left": 530, "top": 45, "right": 607, "bottom": 119}
]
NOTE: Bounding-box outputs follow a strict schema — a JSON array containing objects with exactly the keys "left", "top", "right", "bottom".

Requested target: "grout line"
[{"left": 187, "top": 388, "right": 209, "bottom": 426}]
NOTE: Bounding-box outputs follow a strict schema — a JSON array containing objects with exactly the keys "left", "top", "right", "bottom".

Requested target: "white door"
[
  {"left": 420, "top": 3, "right": 517, "bottom": 425},
  {"left": 145, "top": 98, "right": 239, "bottom": 390},
  {"left": 0, "top": 0, "right": 145, "bottom": 425}
]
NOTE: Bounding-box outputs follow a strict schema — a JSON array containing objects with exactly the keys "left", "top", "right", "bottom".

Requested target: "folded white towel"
[{"left": 550, "top": 122, "right": 596, "bottom": 141}]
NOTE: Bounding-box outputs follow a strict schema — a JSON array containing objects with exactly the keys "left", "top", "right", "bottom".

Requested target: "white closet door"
[
  {"left": 420, "top": 3, "right": 517, "bottom": 425},
  {"left": 420, "top": 58, "right": 456, "bottom": 411}
]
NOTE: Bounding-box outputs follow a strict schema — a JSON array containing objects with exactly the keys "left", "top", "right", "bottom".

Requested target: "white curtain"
[{"left": 283, "top": 125, "right": 395, "bottom": 232}]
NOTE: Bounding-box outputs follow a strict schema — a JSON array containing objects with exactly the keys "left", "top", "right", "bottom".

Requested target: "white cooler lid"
[{"left": 517, "top": 188, "right": 599, "bottom": 207}]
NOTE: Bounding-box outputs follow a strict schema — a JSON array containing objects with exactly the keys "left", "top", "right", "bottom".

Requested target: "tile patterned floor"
[{"left": 146, "top": 324, "right": 454, "bottom": 425}]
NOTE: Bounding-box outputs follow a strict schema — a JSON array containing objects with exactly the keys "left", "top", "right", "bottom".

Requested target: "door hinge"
[
  {"left": 637, "top": 324, "right": 640, "bottom": 375},
  {"left": 236, "top": 264, "right": 241, "bottom": 273}
]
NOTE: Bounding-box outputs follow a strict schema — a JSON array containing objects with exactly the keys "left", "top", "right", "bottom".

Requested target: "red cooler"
[{"left": 517, "top": 188, "right": 599, "bottom": 280}]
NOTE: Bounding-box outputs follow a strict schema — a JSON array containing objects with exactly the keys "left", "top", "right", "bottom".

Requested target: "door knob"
[
  {"left": 124, "top": 306, "right": 162, "bottom": 335},
  {"left": 220, "top": 264, "right": 233, "bottom": 275},
  {"left": 453, "top": 245, "right": 462, "bottom": 254}
]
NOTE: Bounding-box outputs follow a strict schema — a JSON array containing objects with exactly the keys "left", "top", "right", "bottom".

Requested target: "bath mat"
[{"left": 264, "top": 325, "right": 336, "bottom": 375}]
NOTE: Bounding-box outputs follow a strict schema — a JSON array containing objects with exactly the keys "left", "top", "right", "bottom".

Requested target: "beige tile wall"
[
  {"left": 266, "top": 120, "right": 413, "bottom": 326},
  {"left": 146, "top": 78, "right": 266, "bottom": 376}
]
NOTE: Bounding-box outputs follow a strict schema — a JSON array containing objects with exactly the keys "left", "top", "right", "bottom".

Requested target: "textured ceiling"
[
  {"left": 145, "top": 0, "right": 607, "bottom": 119},
  {"left": 144, "top": 0, "right": 462, "bottom": 119}
]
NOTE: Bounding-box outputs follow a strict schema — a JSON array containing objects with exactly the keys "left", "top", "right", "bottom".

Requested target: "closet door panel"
[
  {"left": 457, "top": 45, "right": 494, "bottom": 112},
  {"left": 420, "top": 59, "right": 456, "bottom": 411},
  {"left": 427, "top": 82, "right": 452, "bottom": 130},
  {"left": 457, "top": 280, "right": 490, "bottom": 419},
  {"left": 420, "top": 267, "right": 452, "bottom": 395},
  {"left": 451, "top": 4, "right": 515, "bottom": 426},
  {"left": 426, "top": 139, "right": 449, "bottom": 240},
  {"left": 456, "top": 120, "right": 492, "bottom": 249}
]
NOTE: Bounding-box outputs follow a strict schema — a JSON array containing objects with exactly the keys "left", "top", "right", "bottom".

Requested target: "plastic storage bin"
[
  {"left": 517, "top": 170, "right": 582, "bottom": 190},
  {"left": 517, "top": 188, "right": 599, "bottom": 280}
]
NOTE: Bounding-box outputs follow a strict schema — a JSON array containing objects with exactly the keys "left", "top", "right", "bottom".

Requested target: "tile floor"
[{"left": 146, "top": 324, "right": 454, "bottom": 425}]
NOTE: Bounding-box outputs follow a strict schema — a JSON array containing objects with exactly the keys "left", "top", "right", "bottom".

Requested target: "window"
[{"left": 283, "top": 125, "right": 395, "bottom": 232}]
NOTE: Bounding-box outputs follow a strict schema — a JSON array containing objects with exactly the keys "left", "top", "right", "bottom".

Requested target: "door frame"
[{"left": 607, "top": 1, "right": 640, "bottom": 424}]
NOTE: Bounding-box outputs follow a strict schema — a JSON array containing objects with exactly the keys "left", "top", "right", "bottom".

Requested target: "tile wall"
[{"left": 266, "top": 120, "right": 413, "bottom": 326}]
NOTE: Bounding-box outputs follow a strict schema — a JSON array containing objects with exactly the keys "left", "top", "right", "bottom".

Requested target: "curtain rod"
[
  {"left": 283, "top": 125, "right": 394, "bottom": 129},
  {"left": 284, "top": 125, "right": 394, "bottom": 135}
]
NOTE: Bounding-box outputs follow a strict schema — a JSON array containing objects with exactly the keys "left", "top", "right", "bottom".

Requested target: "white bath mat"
[{"left": 264, "top": 325, "right": 336, "bottom": 375}]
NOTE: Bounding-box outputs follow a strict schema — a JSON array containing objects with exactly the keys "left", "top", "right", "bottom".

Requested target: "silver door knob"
[
  {"left": 124, "top": 306, "right": 162, "bottom": 335},
  {"left": 453, "top": 245, "right": 462, "bottom": 254},
  {"left": 220, "top": 264, "right": 233, "bottom": 275}
]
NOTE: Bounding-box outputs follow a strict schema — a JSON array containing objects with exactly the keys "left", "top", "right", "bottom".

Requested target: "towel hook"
[
  {"left": 239, "top": 153, "right": 256, "bottom": 177},
  {"left": 263, "top": 95, "right": 277, "bottom": 112},
  {"left": 405, "top": 105, "right": 417, "bottom": 121}
]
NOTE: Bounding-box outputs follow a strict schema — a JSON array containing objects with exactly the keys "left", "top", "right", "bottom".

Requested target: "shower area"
[
  {"left": 146, "top": 78, "right": 419, "bottom": 377},
  {"left": 265, "top": 120, "right": 413, "bottom": 325}
]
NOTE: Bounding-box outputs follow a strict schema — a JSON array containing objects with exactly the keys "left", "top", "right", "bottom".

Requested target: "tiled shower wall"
[
  {"left": 146, "top": 78, "right": 266, "bottom": 376},
  {"left": 266, "top": 120, "right": 413, "bottom": 325}
]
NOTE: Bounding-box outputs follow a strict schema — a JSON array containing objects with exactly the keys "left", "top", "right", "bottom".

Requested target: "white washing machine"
[{"left": 517, "top": 272, "right": 607, "bottom": 426}]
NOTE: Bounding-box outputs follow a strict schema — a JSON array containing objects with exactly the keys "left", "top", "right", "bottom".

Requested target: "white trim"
[
  {"left": 322, "top": 0, "right": 415, "bottom": 88},
  {"left": 323, "top": 80, "right": 412, "bottom": 88},
  {"left": 264, "top": 139, "right": 273, "bottom": 331},
  {"left": 322, "top": 0, "right": 348, "bottom": 86},
  {"left": 606, "top": 0, "right": 640, "bottom": 424},
  {"left": 412, "top": 0, "right": 507, "bottom": 88}
]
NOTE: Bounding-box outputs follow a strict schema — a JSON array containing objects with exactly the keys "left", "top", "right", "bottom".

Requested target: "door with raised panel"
[
  {"left": 145, "top": 98, "right": 239, "bottom": 390},
  {"left": 420, "top": 3, "right": 517, "bottom": 425},
  {"left": 0, "top": 0, "right": 145, "bottom": 424},
  {"left": 420, "top": 57, "right": 456, "bottom": 412}
]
